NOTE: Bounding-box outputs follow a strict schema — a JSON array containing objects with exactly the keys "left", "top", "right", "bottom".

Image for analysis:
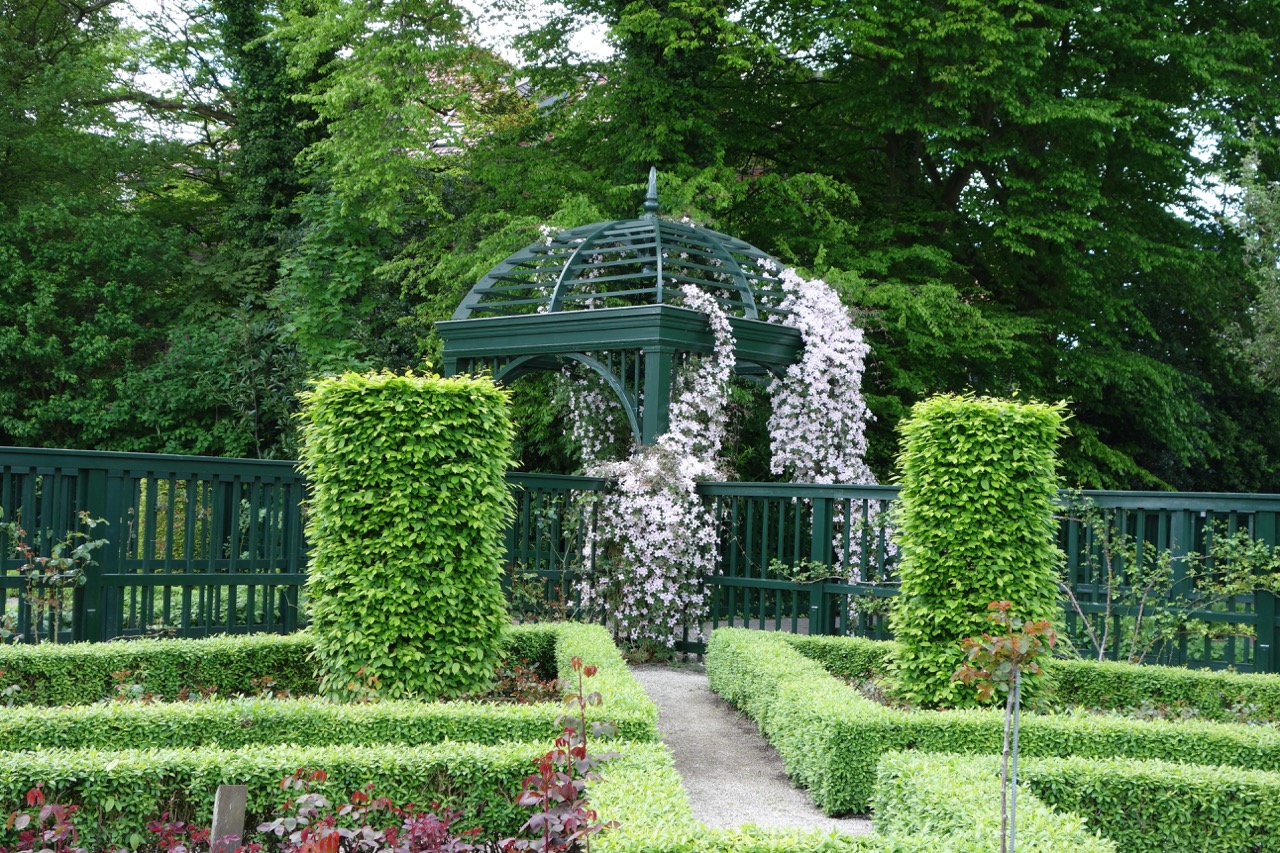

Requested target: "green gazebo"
[{"left": 437, "top": 169, "right": 803, "bottom": 444}]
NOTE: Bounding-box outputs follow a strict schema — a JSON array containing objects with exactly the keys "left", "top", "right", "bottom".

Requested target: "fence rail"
[
  {"left": 4, "top": 447, "right": 1280, "bottom": 673},
  {"left": 506, "top": 476, "right": 1280, "bottom": 670}
]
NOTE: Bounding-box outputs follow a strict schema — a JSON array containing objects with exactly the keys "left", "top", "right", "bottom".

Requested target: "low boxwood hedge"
[
  {"left": 0, "top": 631, "right": 318, "bottom": 705},
  {"left": 551, "top": 622, "right": 657, "bottom": 738},
  {"left": 0, "top": 741, "right": 540, "bottom": 851},
  {"left": 0, "top": 623, "right": 657, "bottom": 749},
  {"left": 1021, "top": 754, "right": 1280, "bottom": 853},
  {"left": 1041, "top": 656, "right": 1280, "bottom": 723},
  {"left": 781, "top": 633, "right": 1280, "bottom": 724},
  {"left": 0, "top": 623, "right": 561, "bottom": 707},
  {"left": 872, "top": 752, "right": 1115, "bottom": 853},
  {"left": 0, "top": 694, "right": 655, "bottom": 751},
  {"left": 592, "top": 743, "right": 1110, "bottom": 853},
  {"left": 708, "top": 627, "right": 1280, "bottom": 814}
]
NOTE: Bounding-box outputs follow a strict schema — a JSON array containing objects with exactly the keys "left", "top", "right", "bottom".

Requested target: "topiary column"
[
  {"left": 888, "top": 394, "right": 1067, "bottom": 708},
  {"left": 298, "top": 371, "right": 515, "bottom": 700}
]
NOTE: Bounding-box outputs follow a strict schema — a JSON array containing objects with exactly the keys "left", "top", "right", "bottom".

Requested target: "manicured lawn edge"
[{"left": 708, "top": 627, "right": 1280, "bottom": 814}]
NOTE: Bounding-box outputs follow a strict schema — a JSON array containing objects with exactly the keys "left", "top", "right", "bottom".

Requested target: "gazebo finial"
[{"left": 642, "top": 166, "right": 660, "bottom": 218}]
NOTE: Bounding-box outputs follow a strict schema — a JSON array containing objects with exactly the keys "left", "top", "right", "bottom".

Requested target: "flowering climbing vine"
[
  {"left": 767, "top": 267, "right": 875, "bottom": 486},
  {"left": 563, "top": 265, "right": 878, "bottom": 644},
  {"left": 575, "top": 285, "right": 734, "bottom": 647},
  {"left": 765, "top": 266, "right": 883, "bottom": 578}
]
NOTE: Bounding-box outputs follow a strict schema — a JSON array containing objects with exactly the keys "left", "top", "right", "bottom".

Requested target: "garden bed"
[
  {"left": 0, "top": 620, "right": 1125, "bottom": 853},
  {"left": 708, "top": 628, "right": 1280, "bottom": 817}
]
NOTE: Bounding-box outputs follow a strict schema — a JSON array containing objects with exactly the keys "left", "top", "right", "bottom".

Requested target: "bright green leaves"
[
  {"left": 889, "top": 394, "right": 1067, "bottom": 709},
  {"left": 298, "top": 371, "right": 516, "bottom": 700}
]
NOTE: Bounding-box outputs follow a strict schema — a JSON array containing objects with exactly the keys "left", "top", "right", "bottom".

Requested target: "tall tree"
[
  {"left": 274, "top": 0, "right": 515, "bottom": 374},
  {"left": 0, "top": 0, "right": 191, "bottom": 447},
  {"left": 513, "top": 0, "right": 1280, "bottom": 489}
]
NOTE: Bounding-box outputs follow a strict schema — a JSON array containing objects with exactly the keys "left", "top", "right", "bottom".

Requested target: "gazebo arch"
[{"left": 437, "top": 169, "right": 803, "bottom": 445}]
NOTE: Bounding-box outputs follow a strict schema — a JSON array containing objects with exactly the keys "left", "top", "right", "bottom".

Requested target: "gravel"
[{"left": 629, "top": 664, "right": 873, "bottom": 835}]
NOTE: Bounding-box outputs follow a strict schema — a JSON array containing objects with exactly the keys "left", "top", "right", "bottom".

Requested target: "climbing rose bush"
[{"left": 576, "top": 285, "right": 733, "bottom": 646}]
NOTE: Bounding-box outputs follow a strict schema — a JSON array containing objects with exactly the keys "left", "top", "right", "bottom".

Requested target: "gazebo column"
[{"left": 640, "top": 346, "right": 675, "bottom": 444}]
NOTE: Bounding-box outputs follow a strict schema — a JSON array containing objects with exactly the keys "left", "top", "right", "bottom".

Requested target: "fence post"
[
  {"left": 74, "top": 469, "right": 109, "bottom": 643},
  {"left": 1255, "top": 511, "right": 1280, "bottom": 673},
  {"left": 809, "top": 496, "right": 833, "bottom": 636}
]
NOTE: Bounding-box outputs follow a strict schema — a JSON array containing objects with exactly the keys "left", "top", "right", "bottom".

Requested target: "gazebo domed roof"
[
  {"left": 452, "top": 170, "right": 788, "bottom": 321},
  {"left": 437, "top": 169, "right": 804, "bottom": 446}
]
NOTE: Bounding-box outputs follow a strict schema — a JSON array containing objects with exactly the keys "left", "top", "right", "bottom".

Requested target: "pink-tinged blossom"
[
  {"left": 572, "top": 285, "right": 734, "bottom": 647},
  {"left": 764, "top": 265, "right": 889, "bottom": 578},
  {"left": 766, "top": 267, "right": 874, "bottom": 486}
]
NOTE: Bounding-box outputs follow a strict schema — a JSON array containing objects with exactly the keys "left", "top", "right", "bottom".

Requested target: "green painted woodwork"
[
  {"left": 1, "top": 447, "right": 306, "bottom": 642},
  {"left": 5, "top": 446, "right": 1280, "bottom": 674},
  {"left": 438, "top": 169, "right": 803, "bottom": 445},
  {"left": 452, "top": 170, "right": 786, "bottom": 322}
]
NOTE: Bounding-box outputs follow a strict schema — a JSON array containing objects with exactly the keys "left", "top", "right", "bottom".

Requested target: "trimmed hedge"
[
  {"left": 1022, "top": 755, "right": 1280, "bottom": 853},
  {"left": 0, "top": 632, "right": 317, "bottom": 706},
  {"left": 550, "top": 622, "right": 658, "bottom": 740},
  {"left": 0, "top": 624, "right": 560, "bottom": 708},
  {"left": 784, "top": 635, "right": 894, "bottom": 681},
  {"left": 707, "top": 627, "right": 1280, "bottom": 814},
  {"left": 0, "top": 741, "right": 540, "bottom": 851},
  {"left": 298, "top": 371, "right": 516, "bottom": 700},
  {"left": 1042, "top": 656, "right": 1280, "bottom": 723},
  {"left": 0, "top": 623, "right": 658, "bottom": 748},
  {"left": 872, "top": 752, "right": 1115, "bottom": 853},
  {"left": 888, "top": 395, "right": 1067, "bottom": 708},
  {"left": 0, "top": 694, "right": 657, "bottom": 751},
  {"left": 592, "top": 743, "right": 1111, "bottom": 853},
  {"left": 784, "top": 633, "right": 1280, "bottom": 725}
]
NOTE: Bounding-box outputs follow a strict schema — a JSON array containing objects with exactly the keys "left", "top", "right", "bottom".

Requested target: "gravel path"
[{"left": 630, "top": 664, "right": 873, "bottom": 834}]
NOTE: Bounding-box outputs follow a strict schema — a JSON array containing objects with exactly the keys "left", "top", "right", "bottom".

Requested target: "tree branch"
[
  {"left": 56, "top": 0, "right": 123, "bottom": 23},
  {"left": 83, "top": 91, "right": 237, "bottom": 125}
]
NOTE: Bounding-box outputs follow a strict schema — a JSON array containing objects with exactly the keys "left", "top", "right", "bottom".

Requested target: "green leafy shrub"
[
  {"left": 784, "top": 635, "right": 895, "bottom": 681},
  {"left": 0, "top": 624, "right": 659, "bottom": 748},
  {"left": 783, "top": 633, "right": 1280, "bottom": 724},
  {"left": 1021, "top": 755, "right": 1280, "bottom": 853},
  {"left": 0, "top": 741, "right": 538, "bottom": 851},
  {"left": 872, "top": 752, "right": 1115, "bottom": 853},
  {"left": 297, "top": 371, "right": 516, "bottom": 700},
  {"left": 591, "top": 744, "right": 984, "bottom": 853},
  {"left": 1042, "top": 655, "right": 1280, "bottom": 723},
  {"left": 888, "top": 394, "right": 1068, "bottom": 708},
  {"left": 707, "top": 627, "right": 1280, "bottom": 814},
  {"left": 0, "top": 694, "right": 658, "bottom": 751},
  {"left": 0, "top": 632, "right": 317, "bottom": 705}
]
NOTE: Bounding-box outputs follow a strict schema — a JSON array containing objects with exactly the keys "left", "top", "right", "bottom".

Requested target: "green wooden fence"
[
  {"left": 5, "top": 447, "right": 1280, "bottom": 672},
  {"left": 502, "top": 476, "right": 1280, "bottom": 671},
  {"left": 1, "top": 448, "right": 306, "bottom": 641}
]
